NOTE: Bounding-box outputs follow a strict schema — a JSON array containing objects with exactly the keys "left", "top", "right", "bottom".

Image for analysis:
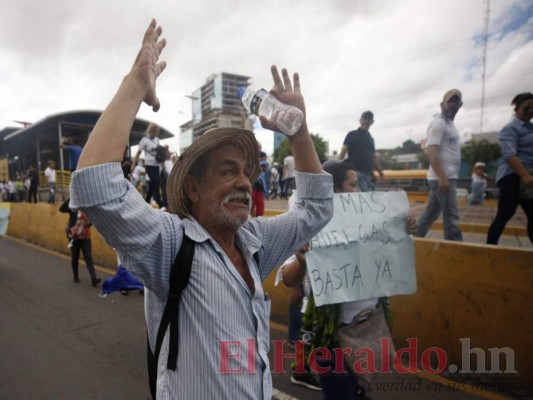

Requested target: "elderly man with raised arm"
[{"left": 69, "top": 20, "right": 333, "bottom": 400}]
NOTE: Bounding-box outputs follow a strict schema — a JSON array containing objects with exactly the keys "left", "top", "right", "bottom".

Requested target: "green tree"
[
  {"left": 417, "top": 151, "right": 429, "bottom": 169},
  {"left": 461, "top": 139, "right": 501, "bottom": 166},
  {"left": 273, "top": 133, "right": 328, "bottom": 164},
  {"left": 273, "top": 138, "right": 291, "bottom": 165},
  {"left": 400, "top": 139, "right": 422, "bottom": 154}
]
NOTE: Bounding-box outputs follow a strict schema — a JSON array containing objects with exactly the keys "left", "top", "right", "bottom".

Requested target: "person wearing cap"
[
  {"left": 69, "top": 20, "right": 333, "bottom": 400},
  {"left": 415, "top": 90, "right": 464, "bottom": 241},
  {"left": 338, "top": 110, "right": 384, "bottom": 192},
  {"left": 487, "top": 92, "right": 533, "bottom": 245},
  {"left": 468, "top": 162, "right": 491, "bottom": 206}
]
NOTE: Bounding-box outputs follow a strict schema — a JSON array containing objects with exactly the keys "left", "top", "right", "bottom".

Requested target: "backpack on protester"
[
  {"left": 59, "top": 199, "right": 89, "bottom": 242},
  {"left": 70, "top": 211, "right": 90, "bottom": 240},
  {"left": 147, "top": 235, "right": 195, "bottom": 399},
  {"left": 154, "top": 145, "right": 167, "bottom": 164}
]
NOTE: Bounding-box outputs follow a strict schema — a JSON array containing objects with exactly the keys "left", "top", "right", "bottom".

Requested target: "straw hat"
[{"left": 167, "top": 127, "right": 261, "bottom": 218}]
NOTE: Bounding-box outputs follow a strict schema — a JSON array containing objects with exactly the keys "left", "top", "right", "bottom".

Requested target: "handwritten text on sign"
[{"left": 306, "top": 191, "right": 416, "bottom": 307}]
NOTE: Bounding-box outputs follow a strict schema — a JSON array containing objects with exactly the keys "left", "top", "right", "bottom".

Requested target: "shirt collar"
[
  {"left": 182, "top": 215, "right": 262, "bottom": 257},
  {"left": 520, "top": 119, "right": 533, "bottom": 129}
]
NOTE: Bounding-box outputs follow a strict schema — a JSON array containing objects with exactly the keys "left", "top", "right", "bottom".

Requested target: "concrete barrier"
[
  {"left": 6, "top": 202, "right": 533, "bottom": 387},
  {"left": 391, "top": 238, "right": 533, "bottom": 387},
  {"left": 6, "top": 203, "right": 116, "bottom": 268}
]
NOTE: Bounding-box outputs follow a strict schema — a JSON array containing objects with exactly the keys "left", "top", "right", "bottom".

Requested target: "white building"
[{"left": 180, "top": 73, "right": 253, "bottom": 153}]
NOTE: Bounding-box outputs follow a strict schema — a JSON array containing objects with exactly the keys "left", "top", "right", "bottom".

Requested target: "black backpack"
[
  {"left": 147, "top": 235, "right": 195, "bottom": 399},
  {"left": 154, "top": 146, "right": 167, "bottom": 164}
]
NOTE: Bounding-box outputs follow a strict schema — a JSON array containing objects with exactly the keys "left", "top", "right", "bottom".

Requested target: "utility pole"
[{"left": 479, "top": 0, "right": 490, "bottom": 134}]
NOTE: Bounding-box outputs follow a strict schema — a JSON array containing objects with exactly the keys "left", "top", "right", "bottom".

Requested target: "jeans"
[
  {"left": 48, "top": 183, "right": 56, "bottom": 204},
  {"left": 270, "top": 181, "right": 279, "bottom": 198},
  {"left": 144, "top": 165, "right": 164, "bottom": 208},
  {"left": 468, "top": 181, "right": 486, "bottom": 205},
  {"left": 283, "top": 178, "right": 296, "bottom": 199},
  {"left": 487, "top": 173, "right": 533, "bottom": 245},
  {"left": 355, "top": 171, "right": 373, "bottom": 193},
  {"left": 70, "top": 238, "right": 97, "bottom": 280},
  {"left": 415, "top": 179, "right": 463, "bottom": 241}
]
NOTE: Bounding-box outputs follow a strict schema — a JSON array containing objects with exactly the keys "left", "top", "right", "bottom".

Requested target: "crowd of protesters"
[{"left": 0, "top": 166, "right": 39, "bottom": 203}]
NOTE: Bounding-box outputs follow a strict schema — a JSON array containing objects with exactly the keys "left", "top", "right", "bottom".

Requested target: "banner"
[{"left": 306, "top": 191, "right": 416, "bottom": 306}]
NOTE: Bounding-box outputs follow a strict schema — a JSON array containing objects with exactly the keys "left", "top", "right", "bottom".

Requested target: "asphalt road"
[
  {"left": 0, "top": 235, "right": 320, "bottom": 400},
  {"left": 0, "top": 235, "right": 518, "bottom": 400}
]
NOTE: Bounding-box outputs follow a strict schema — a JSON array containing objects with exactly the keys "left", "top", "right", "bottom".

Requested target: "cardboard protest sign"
[{"left": 306, "top": 191, "right": 416, "bottom": 306}]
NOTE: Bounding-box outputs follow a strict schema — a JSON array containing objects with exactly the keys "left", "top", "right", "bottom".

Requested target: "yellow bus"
[{"left": 375, "top": 169, "right": 429, "bottom": 192}]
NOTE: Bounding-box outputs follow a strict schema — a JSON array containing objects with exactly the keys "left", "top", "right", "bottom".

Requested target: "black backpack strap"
[{"left": 154, "top": 235, "right": 195, "bottom": 371}]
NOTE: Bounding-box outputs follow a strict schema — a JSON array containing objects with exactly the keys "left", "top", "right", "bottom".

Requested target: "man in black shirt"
[{"left": 338, "top": 110, "right": 384, "bottom": 191}]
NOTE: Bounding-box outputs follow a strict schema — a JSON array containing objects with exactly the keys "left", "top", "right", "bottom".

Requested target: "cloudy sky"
[{"left": 1, "top": 0, "right": 532, "bottom": 155}]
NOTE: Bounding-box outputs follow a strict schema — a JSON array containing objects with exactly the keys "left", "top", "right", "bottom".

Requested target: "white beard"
[{"left": 207, "top": 191, "right": 251, "bottom": 231}]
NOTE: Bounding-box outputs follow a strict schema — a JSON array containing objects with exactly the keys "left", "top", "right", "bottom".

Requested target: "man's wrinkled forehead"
[{"left": 200, "top": 143, "right": 253, "bottom": 174}]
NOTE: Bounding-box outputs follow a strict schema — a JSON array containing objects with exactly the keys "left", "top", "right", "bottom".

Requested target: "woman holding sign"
[{"left": 277, "top": 160, "right": 416, "bottom": 400}]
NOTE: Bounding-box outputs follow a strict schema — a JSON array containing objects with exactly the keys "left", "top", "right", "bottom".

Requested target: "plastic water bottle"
[{"left": 237, "top": 87, "right": 304, "bottom": 136}]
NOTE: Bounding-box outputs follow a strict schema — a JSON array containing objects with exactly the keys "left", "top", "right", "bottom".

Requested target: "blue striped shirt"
[
  {"left": 496, "top": 118, "right": 533, "bottom": 182},
  {"left": 70, "top": 163, "right": 333, "bottom": 399}
]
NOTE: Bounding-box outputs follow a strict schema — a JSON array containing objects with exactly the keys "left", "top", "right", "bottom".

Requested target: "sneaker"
[
  {"left": 290, "top": 373, "right": 322, "bottom": 391},
  {"left": 91, "top": 278, "right": 101, "bottom": 287}
]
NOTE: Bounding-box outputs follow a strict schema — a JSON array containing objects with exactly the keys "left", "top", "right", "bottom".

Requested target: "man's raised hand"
[
  {"left": 131, "top": 19, "right": 167, "bottom": 112},
  {"left": 259, "top": 65, "right": 307, "bottom": 133}
]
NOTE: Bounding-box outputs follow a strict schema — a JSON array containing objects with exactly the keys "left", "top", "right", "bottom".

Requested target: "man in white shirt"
[
  {"left": 132, "top": 122, "right": 165, "bottom": 209},
  {"left": 7, "top": 179, "right": 17, "bottom": 202},
  {"left": 283, "top": 153, "right": 296, "bottom": 199},
  {"left": 270, "top": 162, "right": 280, "bottom": 198},
  {"left": 415, "top": 89, "right": 463, "bottom": 241},
  {"left": 44, "top": 160, "right": 57, "bottom": 204}
]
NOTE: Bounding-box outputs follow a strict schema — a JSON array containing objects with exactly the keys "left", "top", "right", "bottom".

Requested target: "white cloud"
[{"left": 1, "top": 0, "right": 531, "bottom": 156}]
